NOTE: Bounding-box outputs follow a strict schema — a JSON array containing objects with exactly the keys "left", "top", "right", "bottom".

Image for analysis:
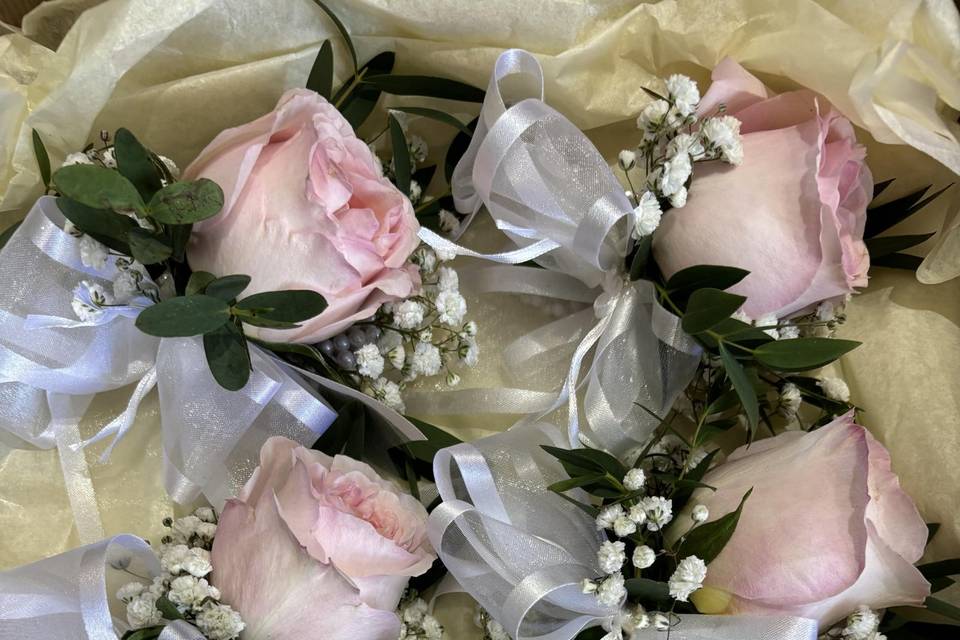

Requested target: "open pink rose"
[
  {"left": 185, "top": 89, "right": 421, "bottom": 343},
  {"left": 653, "top": 59, "right": 872, "bottom": 319},
  {"left": 211, "top": 437, "right": 435, "bottom": 639},
  {"left": 688, "top": 414, "right": 929, "bottom": 627}
]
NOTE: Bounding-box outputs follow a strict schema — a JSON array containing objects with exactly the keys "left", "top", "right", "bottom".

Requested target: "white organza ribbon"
[
  {"left": 415, "top": 49, "right": 700, "bottom": 456},
  {"left": 0, "top": 196, "right": 337, "bottom": 542},
  {"left": 0, "top": 533, "right": 207, "bottom": 639}
]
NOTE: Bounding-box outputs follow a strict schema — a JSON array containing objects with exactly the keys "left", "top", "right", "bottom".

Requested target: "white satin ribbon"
[
  {"left": 416, "top": 49, "right": 700, "bottom": 456},
  {"left": 0, "top": 534, "right": 211, "bottom": 640},
  {"left": 0, "top": 196, "right": 337, "bottom": 541}
]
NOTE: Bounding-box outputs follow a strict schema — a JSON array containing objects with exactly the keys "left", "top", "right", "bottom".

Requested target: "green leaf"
[
  {"left": 307, "top": 40, "right": 334, "bottom": 99},
  {"left": 32, "top": 129, "right": 51, "bottom": 189},
  {"left": 389, "top": 113, "right": 411, "bottom": 195},
  {"left": 873, "top": 178, "right": 894, "bottom": 199},
  {"left": 624, "top": 578, "right": 672, "bottom": 604},
  {"left": 641, "top": 86, "right": 668, "bottom": 102},
  {"left": 115, "top": 128, "right": 163, "bottom": 201},
  {"left": 363, "top": 74, "right": 485, "bottom": 102},
  {"left": 167, "top": 222, "right": 192, "bottom": 262},
  {"left": 0, "top": 221, "right": 21, "bottom": 250},
  {"left": 927, "top": 522, "right": 941, "bottom": 545},
  {"left": 155, "top": 595, "right": 184, "bottom": 621},
  {"left": 234, "top": 290, "right": 328, "bottom": 323},
  {"left": 405, "top": 416, "right": 462, "bottom": 448},
  {"left": 551, "top": 490, "right": 599, "bottom": 518},
  {"left": 205, "top": 274, "right": 251, "bottom": 302},
  {"left": 666, "top": 265, "right": 750, "bottom": 294},
  {"left": 865, "top": 233, "right": 935, "bottom": 258},
  {"left": 872, "top": 252, "right": 924, "bottom": 271},
  {"left": 57, "top": 197, "right": 136, "bottom": 254},
  {"left": 719, "top": 343, "right": 758, "bottom": 429},
  {"left": 135, "top": 295, "right": 231, "bottom": 337},
  {"left": 754, "top": 338, "right": 860, "bottom": 372},
  {"left": 147, "top": 179, "right": 224, "bottom": 224},
  {"left": 682, "top": 288, "right": 746, "bottom": 334},
  {"left": 186, "top": 271, "right": 217, "bottom": 296},
  {"left": 314, "top": 400, "right": 366, "bottom": 456},
  {"left": 121, "top": 626, "right": 165, "bottom": 640},
  {"left": 203, "top": 321, "right": 251, "bottom": 391},
  {"left": 918, "top": 558, "right": 960, "bottom": 580},
  {"left": 310, "top": 0, "right": 358, "bottom": 72},
  {"left": 127, "top": 228, "right": 172, "bottom": 264},
  {"left": 53, "top": 165, "right": 145, "bottom": 213},
  {"left": 389, "top": 107, "right": 473, "bottom": 135},
  {"left": 412, "top": 165, "right": 438, "bottom": 193},
  {"left": 629, "top": 234, "right": 653, "bottom": 281},
  {"left": 337, "top": 51, "right": 395, "bottom": 129},
  {"left": 865, "top": 183, "right": 952, "bottom": 238},
  {"left": 540, "top": 445, "right": 627, "bottom": 479},
  {"left": 444, "top": 116, "right": 477, "bottom": 184},
  {"left": 548, "top": 474, "right": 608, "bottom": 493},
  {"left": 925, "top": 596, "right": 960, "bottom": 622},
  {"left": 680, "top": 488, "right": 752, "bottom": 563}
]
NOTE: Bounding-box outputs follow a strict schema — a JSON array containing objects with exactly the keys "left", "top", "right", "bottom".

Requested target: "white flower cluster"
[
  {"left": 820, "top": 606, "right": 885, "bottom": 640},
  {"left": 620, "top": 74, "right": 743, "bottom": 240},
  {"left": 70, "top": 256, "right": 160, "bottom": 323},
  {"left": 62, "top": 135, "right": 179, "bottom": 183},
  {"left": 473, "top": 606, "right": 510, "bottom": 640},
  {"left": 321, "top": 244, "right": 478, "bottom": 413},
  {"left": 398, "top": 593, "right": 444, "bottom": 640},
  {"left": 117, "top": 508, "right": 244, "bottom": 640}
]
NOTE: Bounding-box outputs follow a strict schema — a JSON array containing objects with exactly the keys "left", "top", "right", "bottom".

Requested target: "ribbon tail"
[{"left": 72, "top": 366, "right": 158, "bottom": 463}]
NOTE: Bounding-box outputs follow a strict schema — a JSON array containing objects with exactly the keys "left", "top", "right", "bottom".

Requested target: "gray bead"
[
  {"left": 333, "top": 334, "right": 352, "bottom": 352},
  {"left": 319, "top": 340, "right": 336, "bottom": 356},
  {"left": 347, "top": 327, "right": 368, "bottom": 348},
  {"left": 364, "top": 325, "right": 382, "bottom": 342},
  {"left": 336, "top": 350, "right": 357, "bottom": 371}
]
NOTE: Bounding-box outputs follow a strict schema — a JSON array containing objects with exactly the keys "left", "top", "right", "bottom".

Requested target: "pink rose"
[
  {"left": 688, "top": 414, "right": 929, "bottom": 627},
  {"left": 211, "top": 437, "right": 435, "bottom": 639},
  {"left": 185, "top": 89, "right": 421, "bottom": 343},
  {"left": 653, "top": 59, "right": 872, "bottom": 319}
]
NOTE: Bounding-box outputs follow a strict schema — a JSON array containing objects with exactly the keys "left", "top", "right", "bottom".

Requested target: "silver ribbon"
[
  {"left": 0, "top": 196, "right": 337, "bottom": 542},
  {"left": 426, "top": 49, "right": 818, "bottom": 640},
  {"left": 0, "top": 534, "right": 209, "bottom": 639},
  {"left": 415, "top": 49, "right": 701, "bottom": 456}
]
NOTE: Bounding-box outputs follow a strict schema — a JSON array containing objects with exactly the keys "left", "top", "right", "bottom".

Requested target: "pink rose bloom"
[
  {"left": 689, "top": 414, "right": 929, "bottom": 627},
  {"left": 185, "top": 89, "right": 421, "bottom": 343},
  {"left": 653, "top": 59, "right": 872, "bottom": 319},
  {"left": 211, "top": 437, "right": 435, "bottom": 639}
]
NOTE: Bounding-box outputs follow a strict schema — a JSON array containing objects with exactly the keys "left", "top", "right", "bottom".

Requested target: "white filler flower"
[{"left": 668, "top": 555, "right": 707, "bottom": 602}]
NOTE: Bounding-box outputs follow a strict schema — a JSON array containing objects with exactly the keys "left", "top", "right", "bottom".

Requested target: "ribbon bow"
[
  {"left": 418, "top": 49, "right": 700, "bottom": 455},
  {"left": 0, "top": 534, "right": 207, "bottom": 639},
  {"left": 0, "top": 196, "right": 337, "bottom": 543}
]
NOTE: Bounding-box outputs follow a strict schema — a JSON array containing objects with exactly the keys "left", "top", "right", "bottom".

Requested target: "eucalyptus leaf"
[
  {"left": 680, "top": 488, "right": 752, "bottom": 563},
  {"left": 682, "top": 288, "right": 746, "bottom": 334},
  {"left": 32, "top": 129, "right": 51, "bottom": 189},
  {"left": 205, "top": 274, "right": 251, "bottom": 302},
  {"left": 57, "top": 197, "right": 136, "bottom": 254},
  {"left": 666, "top": 265, "right": 749, "bottom": 294},
  {"left": 444, "top": 116, "right": 478, "bottom": 184},
  {"left": 127, "top": 228, "right": 172, "bottom": 265},
  {"left": 167, "top": 222, "right": 192, "bottom": 262},
  {"left": 307, "top": 39, "right": 334, "bottom": 99},
  {"left": 234, "top": 290, "right": 328, "bottom": 323},
  {"left": 541, "top": 445, "right": 627, "bottom": 479},
  {"left": 148, "top": 179, "right": 224, "bottom": 224},
  {"left": 186, "top": 271, "right": 217, "bottom": 296},
  {"left": 121, "top": 626, "right": 165, "bottom": 640},
  {"left": 115, "top": 128, "right": 163, "bottom": 200},
  {"left": 203, "top": 321, "right": 251, "bottom": 391},
  {"left": 389, "top": 113, "right": 411, "bottom": 195},
  {"left": 53, "top": 165, "right": 145, "bottom": 213},
  {"left": 753, "top": 338, "right": 860, "bottom": 372},
  {"left": 719, "top": 343, "right": 758, "bottom": 429},
  {"left": 135, "top": 295, "right": 231, "bottom": 337},
  {"left": 310, "top": 0, "right": 358, "bottom": 71},
  {"left": 363, "top": 74, "right": 485, "bottom": 102}
]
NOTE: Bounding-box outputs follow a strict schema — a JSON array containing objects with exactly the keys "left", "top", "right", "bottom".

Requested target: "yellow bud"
[{"left": 690, "top": 586, "right": 733, "bottom": 614}]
